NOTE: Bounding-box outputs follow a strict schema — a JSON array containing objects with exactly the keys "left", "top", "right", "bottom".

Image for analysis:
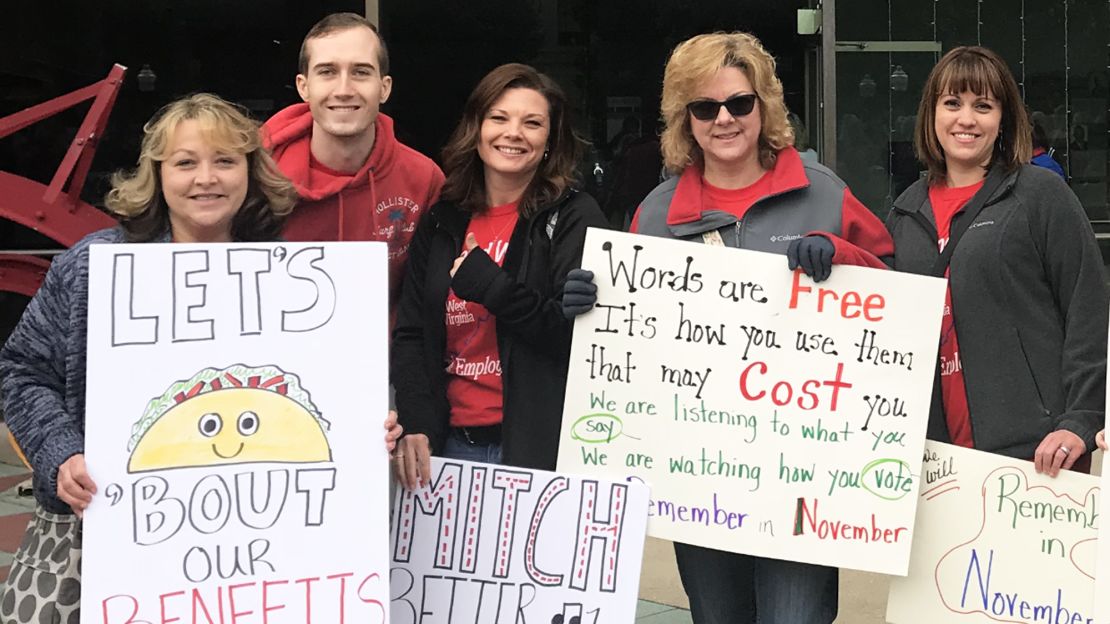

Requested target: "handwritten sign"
[
  {"left": 1095, "top": 318, "right": 1110, "bottom": 624},
  {"left": 82, "top": 242, "right": 391, "bottom": 623},
  {"left": 556, "top": 229, "right": 945, "bottom": 575},
  {"left": 389, "top": 457, "right": 649, "bottom": 623},
  {"left": 887, "top": 441, "right": 1099, "bottom": 623}
]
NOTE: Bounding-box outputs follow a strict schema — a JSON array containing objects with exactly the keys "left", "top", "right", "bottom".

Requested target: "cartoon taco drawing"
[{"left": 127, "top": 364, "right": 331, "bottom": 473}]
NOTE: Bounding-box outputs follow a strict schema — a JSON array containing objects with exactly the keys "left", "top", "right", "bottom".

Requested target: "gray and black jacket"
[
  {"left": 887, "top": 164, "right": 1108, "bottom": 458},
  {"left": 392, "top": 190, "right": 609, "bottom": 470},
  {"left": 633, "top": 147, "right": 893, "bottom": 268}
]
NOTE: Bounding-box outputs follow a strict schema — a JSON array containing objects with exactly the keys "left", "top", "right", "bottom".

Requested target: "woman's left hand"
[
  {"left": 787, "top": 235, "right": 835, "bottom": 282},
  {"left": 384, "top": 410, "right": 403, "bottom": 453},
  {"left": 450, "top": 233, "right": 480, "bottom": 278},
  {"left": 1034, "top": 429, "right": 1086, "bottom": 477}
]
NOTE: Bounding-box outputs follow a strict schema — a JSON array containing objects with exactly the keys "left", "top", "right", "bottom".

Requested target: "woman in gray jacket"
[{"left": 886, "top": 46, "right": 1107, "bottom": 475}]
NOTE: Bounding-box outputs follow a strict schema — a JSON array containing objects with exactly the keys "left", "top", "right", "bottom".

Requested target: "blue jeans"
[
  {"left": 673, "top": 542, "right": 838, "bottom": 624},
  {"left": 441, "top": 432, "right": 502, "bottom": 464}
]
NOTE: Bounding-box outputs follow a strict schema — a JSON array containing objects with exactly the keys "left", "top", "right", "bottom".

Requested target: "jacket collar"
[
  {"left": 894, "top": 166, "right": 1020, "bottom": 216},
  {"left": 666, "top": 146, "right": 809, "bottom": 227}
]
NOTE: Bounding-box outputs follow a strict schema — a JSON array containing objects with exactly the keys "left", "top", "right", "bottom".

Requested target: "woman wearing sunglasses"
[
  {"left": 391, "top": 63, "right": 608, "bottom": 488},
  {"left": 563, "top": 32, "right": 892, "bottom": 624}
]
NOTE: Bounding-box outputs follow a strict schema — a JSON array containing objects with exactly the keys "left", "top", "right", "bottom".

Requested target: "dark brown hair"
[
  {"left": 439, "top": 63, "right": 584, "bottom": 217},
  {"left": 106, "top": 93, "right": 296, "bottom": 242},
  {"left": 298, "top": 13, "right": 389, "bottom": 76},
  {"left": 914, "top": 46, "right": 1031, "bottom": 183}
]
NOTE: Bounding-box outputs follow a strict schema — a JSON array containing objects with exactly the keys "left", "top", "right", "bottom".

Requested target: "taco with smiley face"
[{"left": 127, "top": 364, "right": 331, "bottom": 473}]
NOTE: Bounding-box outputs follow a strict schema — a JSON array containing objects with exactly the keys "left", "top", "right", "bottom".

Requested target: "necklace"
[{"left": 474, "top": 209, "right": 519, "bottom": 247}]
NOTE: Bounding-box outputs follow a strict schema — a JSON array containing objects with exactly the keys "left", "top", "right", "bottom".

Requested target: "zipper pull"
[{"left": 734, "top": 221, "right": 742, "bottom": 246}]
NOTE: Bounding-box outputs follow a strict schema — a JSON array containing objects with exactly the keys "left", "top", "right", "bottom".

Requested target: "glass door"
[{"left": 833, "top": 41, "right": 939, "bottom": 217}]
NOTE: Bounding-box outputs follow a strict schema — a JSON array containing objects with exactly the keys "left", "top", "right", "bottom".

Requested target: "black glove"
[
  {"left": 562, "top": 269, "right": 597, "bottom": 318},
  {"left": 787, "top": 235, "right": 835, "bottom": 282}
]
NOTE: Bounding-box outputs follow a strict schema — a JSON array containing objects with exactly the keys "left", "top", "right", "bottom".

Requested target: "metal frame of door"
[{"left": 818, "top": 0, "right": 940, "bottom": 171}]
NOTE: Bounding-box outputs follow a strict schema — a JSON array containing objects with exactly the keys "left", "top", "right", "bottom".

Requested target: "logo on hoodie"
[
  {"left": 376, "top": 195, "right": 421, "bottom": 215},
  {"left": 377, "top": 195, "right": 422, "bottom": 259}
]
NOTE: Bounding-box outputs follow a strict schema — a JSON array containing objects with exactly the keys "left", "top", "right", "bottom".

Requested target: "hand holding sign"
[
  {"left": 1033, "top": 429, "right": 1085, "bottom": 477},
  {"left": 57, "top": 453, "right": 96, "bottom": 517},
  {"left": 385, "top": 410, "right": 403, "bottom": 453},
  {"left": 394, "top": 433, "right": 432, "bottom": 490},
  {"left": 562, "top": 269, "right": 598, "bottom": 318},
  {"left": 786, "top": 235, "right": 835, "bottom": 283}
]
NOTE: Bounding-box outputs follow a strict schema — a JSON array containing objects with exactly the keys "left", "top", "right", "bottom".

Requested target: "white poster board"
[
  {"left": 389, "top": 457, "right": 649, "bottom": 623},
  {"left": 83, "top": 242, "right": 390, "bottom": 623},
  {"left": 1095, "top": 315, "right": 1110, "bottom": 624},
  {"left": 556, "top": 229, "right": 945, "bottom": 575},
  {"left": 887, "top": 441, "right": 1099, "bottom": 623}
]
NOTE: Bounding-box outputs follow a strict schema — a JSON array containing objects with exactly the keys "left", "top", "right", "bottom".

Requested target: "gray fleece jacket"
[{"left": 887, "top": 164, "right": 1108, "bottom": 459}]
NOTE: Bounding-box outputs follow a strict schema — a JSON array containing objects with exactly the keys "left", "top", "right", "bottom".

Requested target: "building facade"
[{"left": 1, "top": 0, "right": 1108, "bottom": 330}]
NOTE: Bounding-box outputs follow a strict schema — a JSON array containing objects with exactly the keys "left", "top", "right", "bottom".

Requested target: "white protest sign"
[
  {"left": 556, "top": 229, "right": 945, "bottom": 575},
  {"left": 83, "top": 242, "right": 390, "bottom": 624},
  {"left": 1100, "top": 481, "right": 1110, "bottom": 623},
  {"left": 1094, "top": 314, "right": 1110, "bottom": 624},
  {"left": 389, "top": 457, "right": 649, "bottom": 623},
  {"left": 887, "top": 441, "right": 1099, "bottom": 623}
]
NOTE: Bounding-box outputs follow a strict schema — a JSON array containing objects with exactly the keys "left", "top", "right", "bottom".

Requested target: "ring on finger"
[{"left": 1057, "top": 446, "right": 1070, "bottom": 455}]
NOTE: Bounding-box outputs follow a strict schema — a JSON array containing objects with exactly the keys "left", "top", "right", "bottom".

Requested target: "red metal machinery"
[{"left": 0, "top": 64, "right": 125, "bottom": 297}]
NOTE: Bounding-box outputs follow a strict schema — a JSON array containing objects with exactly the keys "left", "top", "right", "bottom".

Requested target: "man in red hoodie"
[{"left": 264, "top": 13, "right": 445, "bottom": 310}]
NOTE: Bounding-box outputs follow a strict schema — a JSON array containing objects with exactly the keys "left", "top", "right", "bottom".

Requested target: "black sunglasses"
[{"left": 686, "top": 93, "right": 759, "bottom": 121}]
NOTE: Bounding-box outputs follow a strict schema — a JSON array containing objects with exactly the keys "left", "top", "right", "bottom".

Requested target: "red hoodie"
[{"left": 263, "top": 105, "right": 445, "bottom": 309}]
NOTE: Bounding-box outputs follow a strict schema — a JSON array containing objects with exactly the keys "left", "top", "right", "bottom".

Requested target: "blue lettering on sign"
[
  {"left": 961, "top": 548, "right": 1092, "bottom": 622},
  {"left": 648, "top": 494, "right": 748, "bottom": 530}
]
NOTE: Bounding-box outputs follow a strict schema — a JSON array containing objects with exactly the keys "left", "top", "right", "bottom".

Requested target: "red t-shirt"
[
  {"left": 444, "top": 201, "right": 520, "bottom": 427},
  {"left": 701, "top": 171, "right": 774, "bottom": 221},
  {"left": 928, "top": 180, "right": 984, "bottom": 448}
]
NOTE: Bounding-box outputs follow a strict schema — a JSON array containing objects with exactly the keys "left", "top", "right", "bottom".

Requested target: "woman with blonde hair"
[
  {"left": 887, "top": 47, "right": 1106, "bottom": 476},
  {"left": 563, "top": 32, "right": 894, "bottom": 623},
  {"left": 0, "top": 93, "right": 401, "bottom": 622}
]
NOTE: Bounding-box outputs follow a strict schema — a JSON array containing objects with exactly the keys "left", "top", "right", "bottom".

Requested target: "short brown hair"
[
  {"left": 914, "top": 46, "right": 1031, "bottom": 183},
  {"left": 298, "top": 13, "right": 389, "bottom": 76},
  {"left": 106, "top": 93, "right": 296, "bottom": 242},
  {"left": 660, "top": 32, "right": 793, "bottom": 174},
  {"left": 439, "top": 63, "right": 584, "bottom": 218}
]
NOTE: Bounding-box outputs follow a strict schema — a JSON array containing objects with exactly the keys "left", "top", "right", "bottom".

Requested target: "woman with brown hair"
[
  {"left": 391, "top": 63, "right": 607, "bottom": 486},
  {"left": 887, "top": 46, "right": 1106, "bottom": 475}
]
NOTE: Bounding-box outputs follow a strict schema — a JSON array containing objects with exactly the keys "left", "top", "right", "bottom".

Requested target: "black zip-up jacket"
[
  {"left": 887, "top": 164, "right": 1108, "bottom": 458},
  {"left": 392, "top": 189, "right": 608, "bottom": 470}
]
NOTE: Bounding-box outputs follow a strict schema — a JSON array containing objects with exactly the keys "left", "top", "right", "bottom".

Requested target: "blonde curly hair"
[
  {"left": 660, "top": 32, "right": 794, "bottom": 174},
  {"left": 106, "top": 93, "right": 296, "bottom": 242}
]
